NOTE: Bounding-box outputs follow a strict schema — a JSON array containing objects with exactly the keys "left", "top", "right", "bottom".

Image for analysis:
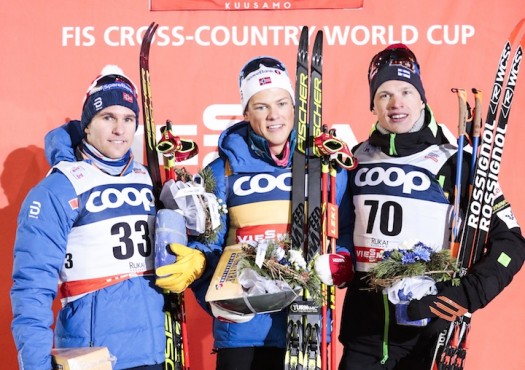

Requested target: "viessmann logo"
[
  {"left": 85, "top": 187, "right": 155, "bottom": 212},
  {"left": 232, "top": 172, "right": 292, "bottom": 196},
  {"left": 354, "top": 166, "right": 431, "bottom": 194}
]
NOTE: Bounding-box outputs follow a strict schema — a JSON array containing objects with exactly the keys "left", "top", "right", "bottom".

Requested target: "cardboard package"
[
  {"left": 52, "top": 347, "right": 113, "bottom": 370},
  {"left": 205, "top": 244, "right": 299, "bottom": 315}
]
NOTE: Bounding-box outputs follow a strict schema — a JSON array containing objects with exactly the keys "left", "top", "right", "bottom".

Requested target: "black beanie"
[{"left": 368, "top": 44, "right": 426, "bottom": 111}]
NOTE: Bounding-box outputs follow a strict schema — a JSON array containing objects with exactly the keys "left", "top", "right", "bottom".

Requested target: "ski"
[
  {"left": 429, "top": 18, "right": 525, "bottom": 370},
  {"left": 285, "top": 27, "right": 325, "bottom": 370},
  {"left": 140, "top": 22, "right": 162, "bottom": 204},
  {"left": 139, "top": 22, "right": 189, "bottom": 370},
  {"left": 304, "top": 30, "right": 324, "bottom": 370},
  {"left": 286, "top": 25, "right": 310, "bottom": 370},
  {"left": 457, "top": 19, "right": 525, "bottom": 270}
]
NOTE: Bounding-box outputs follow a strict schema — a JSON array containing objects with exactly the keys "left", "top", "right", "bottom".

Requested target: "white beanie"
[{"left": 239, "top": 63, "right": 295, "bottom": 112}]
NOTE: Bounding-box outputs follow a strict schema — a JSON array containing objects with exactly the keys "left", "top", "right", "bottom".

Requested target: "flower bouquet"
[
  {"left": 205, "top": 238, "right": 321, "bottom": 319},
  {"left": 159, "top": 167, "right": 227, "bottom": 245},
  {"left": 237, "top": 237, "right": 322, "bottom": 306},
  {"left": 366, "top": 241, "right": 460, "bottom": 290},
  {"left": 365, "top": 241, "right": 460, "bottom": 326},
  {"left": 155, "top": 167, "right": 227, "bottom": 270}
]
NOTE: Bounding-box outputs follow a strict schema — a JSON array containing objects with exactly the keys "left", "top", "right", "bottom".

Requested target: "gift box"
[
  {"left": 52, "top": 347, "right": 113, "bottom": 370},
  {"left": 205, "top": 244, "right": 300, "bottom": 315}
]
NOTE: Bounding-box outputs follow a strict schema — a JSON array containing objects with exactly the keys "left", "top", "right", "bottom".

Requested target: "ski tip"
[
  {"left": 300, "top": 26, "right": 308, "bottom": 36},
  {"left": 314, "top": 30, "right": 324, "bottom": 49},
  {"left": 299, "top": 26, "right": 309, "bottom": 48},
  {"left": 140, "top": 22, "right": 159, "bottom": 55}
]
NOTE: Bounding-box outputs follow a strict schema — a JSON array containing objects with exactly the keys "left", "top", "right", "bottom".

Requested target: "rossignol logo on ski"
[
  {"left": 354, "top": 166, "right": 431, "bottom": 194},
  {"left": 467, "top": 120, "right": 506, "bottom": 232},
  {"left": 85, "top": 187, "right": 154, "bottom": 213}
]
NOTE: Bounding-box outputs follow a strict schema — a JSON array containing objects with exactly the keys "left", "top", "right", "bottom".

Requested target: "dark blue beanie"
[
  {"left": 80, "top": 67, "right": 140, "bottom": 132},
  {"left": 368, "top": 44, "right": 426, "bottom": 111}
]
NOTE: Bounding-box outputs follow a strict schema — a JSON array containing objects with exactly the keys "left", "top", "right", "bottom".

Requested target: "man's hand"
[
  {"left": 408, "top": 283, "right": 469, "bottom": 322},
  {"left": 155, "top": 244, "right": 206, "bottom": 293},
  {"left": 314, "top": 252, "right": 354, "bottom": 287}
]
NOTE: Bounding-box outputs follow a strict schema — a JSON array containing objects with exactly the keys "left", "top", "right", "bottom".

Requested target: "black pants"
[
  {"left": 216, "top": 347, "right": 286, "bottom": 370},
  {"left": 339, "top": 331, "right": 439, "bottom": 370}
]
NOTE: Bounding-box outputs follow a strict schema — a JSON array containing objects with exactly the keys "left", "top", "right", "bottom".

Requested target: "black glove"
[{"left": 407, "top": 281, "right": 469, "bottom": 322}]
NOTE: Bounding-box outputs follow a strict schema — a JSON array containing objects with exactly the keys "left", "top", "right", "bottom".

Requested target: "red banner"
[
  {"left": 151, "top": 0, "right": 363, "bottom": 11},
  {"left": 2, "top": 2, "right": 525, "bottom": 370}
]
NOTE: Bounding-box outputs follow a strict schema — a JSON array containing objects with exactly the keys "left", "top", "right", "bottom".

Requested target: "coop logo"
[
  {"left": 354, "top": 166, "right": 431, "bottom": 194},
  {"left": 233, "top": 172, "right": 292, "bottom": 196},
  {"left": 86, "top": 187, "right": 154, "bottom": 212}
]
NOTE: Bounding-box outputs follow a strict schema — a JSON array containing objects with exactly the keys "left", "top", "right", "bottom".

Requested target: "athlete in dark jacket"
[{"left": 315, "top": 44, "right": 525, "bottom": 370}]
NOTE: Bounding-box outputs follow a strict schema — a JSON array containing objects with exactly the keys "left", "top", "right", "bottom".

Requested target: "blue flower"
[
  {"left": 412, "top": 243, "right": 432, "bottom": 262},
  {"left": 401, "top": 251, "right": 417, "bottom": 264}
]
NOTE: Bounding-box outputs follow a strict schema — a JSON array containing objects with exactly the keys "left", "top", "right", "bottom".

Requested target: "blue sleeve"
[
  {"left": 10, "top": 172, "right": 78, "bottom": 369},
  {"left": 44, "top": 120, "right": 83, "bottom": 166},
  {"left": 188, "top": 158, "right": 228, "bottom": 313}
]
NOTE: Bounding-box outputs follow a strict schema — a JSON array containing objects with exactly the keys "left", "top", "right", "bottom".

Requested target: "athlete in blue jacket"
[
  {"left": 188, "top": 56, "right": 353, "bottom": 370},
  {"left": 11, "top": 66, "right": 166, "bottom": 369}
]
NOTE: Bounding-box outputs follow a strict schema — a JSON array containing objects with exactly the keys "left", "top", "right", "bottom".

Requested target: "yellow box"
[
  {"left": 205, "top": 244, "right": 299, "bottom": 315},
  {"left": 52, "top": 347, "right": 112, "bottom": 370}
]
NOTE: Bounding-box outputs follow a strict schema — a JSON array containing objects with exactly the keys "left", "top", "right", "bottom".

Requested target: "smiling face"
[
  {"left": 372, "top": 79, "right": 425, "bottom": 133},
  {"left": 84, "top": 105, "right": 137, "bottom": 159},
  {"left": 243, "top": 87, "right": 295, "bottom": 155}
]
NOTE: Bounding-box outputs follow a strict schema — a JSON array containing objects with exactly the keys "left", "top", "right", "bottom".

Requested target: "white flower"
[
  {"left": 288, "top": 250, "right": 307, "bottom": 271},
  {"left": 273, "top": 246, "right": 286, "bottom": 261},
  {"left": 397, "top": 239, "right": 419, "bottom": 250}
]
